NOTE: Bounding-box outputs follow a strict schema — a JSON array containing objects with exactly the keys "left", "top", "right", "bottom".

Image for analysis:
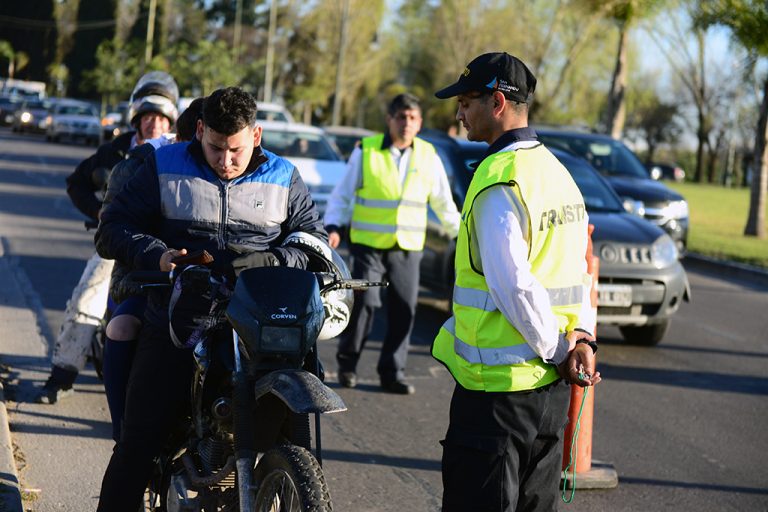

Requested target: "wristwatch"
[{"left": 576, "top": 339, "right": 598, "bottom": 354}]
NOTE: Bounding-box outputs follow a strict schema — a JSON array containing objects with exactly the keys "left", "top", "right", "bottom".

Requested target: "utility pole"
[
  {"left": 331, "top": 0, "right": 350, "bottom": 126},
  {"left": 145, "top": 0, "right": 157, "bottom": 66},
  {"left": 264, "top": 0, "right": 278, "bottom": 103},
  {"left": 233, "top": 0, "right": 243, "bottom": 65}
]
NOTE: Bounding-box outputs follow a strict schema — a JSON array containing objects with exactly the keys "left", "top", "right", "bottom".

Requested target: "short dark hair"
[
  {"left": 387, "top": 93, "right": 421, "bottom": 116},
  {"left": 175, "top": 96, "right": 205, "bottom": 142},
  {"left": 468, "top": 89, "right": 530, "bottom": 114},
  {"left": 202, "top": 87, "right": 258, "bottom": 135}
]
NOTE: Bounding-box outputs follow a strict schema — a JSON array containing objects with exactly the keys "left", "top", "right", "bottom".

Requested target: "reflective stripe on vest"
[
  {"left": 432, "top": 144, "right": 588, "bottom": 392},
  {"left": 349, "top": 134, "right": 435, "bottom": 250}
]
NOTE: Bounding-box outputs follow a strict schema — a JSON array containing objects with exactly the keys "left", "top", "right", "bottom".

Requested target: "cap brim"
[{"left": 434, "top": 81, "right": 471, "bottom": 99}]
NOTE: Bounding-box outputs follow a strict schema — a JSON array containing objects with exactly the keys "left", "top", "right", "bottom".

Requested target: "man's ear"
[
  {"left": 253, "top": 124, "right": 263, "bottom": 147},
  {"left": 195, "top": 119, "right": 204, "bottom": 140},
  {"left": 492, "top": 91, "right": 506, "bottom": 117}
]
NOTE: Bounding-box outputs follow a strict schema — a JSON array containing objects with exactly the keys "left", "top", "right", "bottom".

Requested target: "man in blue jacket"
[{"left": 94, "top": 87, "right": 326, "bottom": 511}]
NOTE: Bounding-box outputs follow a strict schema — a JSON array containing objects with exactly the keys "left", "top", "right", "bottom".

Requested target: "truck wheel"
[{"left": 619, "top": 320, "right": 669, "bottom": 346}]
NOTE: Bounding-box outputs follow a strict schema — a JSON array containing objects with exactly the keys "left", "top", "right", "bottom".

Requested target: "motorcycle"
[{"left": 130, "top": 249, "right": 384, "bottom": 511}]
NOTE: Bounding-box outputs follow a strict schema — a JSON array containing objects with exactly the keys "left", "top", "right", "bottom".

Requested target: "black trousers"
[
  {"left": 441, "top": 380, "right": 571, "bottom": 512},
  {"left": 97, "top": 323, "right": 194, "bottom": 512},
  {"left": 336, "top": 243, "right": 422, "bottom": 383}
]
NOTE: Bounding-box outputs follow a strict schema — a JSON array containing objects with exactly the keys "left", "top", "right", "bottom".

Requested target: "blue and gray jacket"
[{"left": 96, "top": 138, "right": 326, "bottom": 326}]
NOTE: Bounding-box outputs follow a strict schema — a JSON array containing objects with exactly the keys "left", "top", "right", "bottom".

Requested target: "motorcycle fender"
[{"left": 253, "top": 369, "right": 347, "bottom": 414}]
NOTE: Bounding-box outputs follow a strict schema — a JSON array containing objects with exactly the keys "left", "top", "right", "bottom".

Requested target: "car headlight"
[
  {"left": 622, "top": 197, "right": 645, "bottom": 217},
  {"left": 21, "top": 112, "right": 32, "bottom": 123},
  {"left": 660, "top": 200, "right": 688, "bottom": 220},
  {"left": 651, "top": 234, "right": 678, "bottom": 268}
]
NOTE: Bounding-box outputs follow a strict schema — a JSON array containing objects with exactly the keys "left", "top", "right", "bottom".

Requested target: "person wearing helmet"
[
  {"left": 94, "top": 87, "right": 327, "bottom": 509},
  {"left": 35, "top": 72, "right": 179, "bottom": 405}
]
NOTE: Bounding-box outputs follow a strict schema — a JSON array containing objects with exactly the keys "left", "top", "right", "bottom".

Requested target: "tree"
[
  {"left": 580, "top": 0, "right": 664, "bottom": 139},
  {"left": 81, "top": 40, "right": 140, "bottom": 111},
  {"left": 626, "top": 86, "right": 682, "bottom": 163},
  {"left": 0, "top": 0, "right": 57, "bottom": 81},
  {"left": 0, "top": 41, "right": 29, "bottom": 79},
  {"left": 696, "top": 0, "right": 768, "bottom": 238},
  {"left": 64, "top": 0, "right": 118, "bottom": 98}
]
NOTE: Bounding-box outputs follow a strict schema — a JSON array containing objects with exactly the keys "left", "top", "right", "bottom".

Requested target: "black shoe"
[
  {"left": 35, "top": 366, "right": 77, "bottom": 404},
  {"left": 35, "top": 379, "right": 74, "bottom": 404},
  {"left": 339, "top": 371, "right": 358, "bottom": 388},
  {"left": 381, "top": 379, "right": 415, "bottom": 395}
]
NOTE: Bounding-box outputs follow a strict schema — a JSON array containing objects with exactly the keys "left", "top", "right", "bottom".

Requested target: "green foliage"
[
  {"left": 668, "top": 182, "right": 768, "bottom": 267},
  {"left": 696, "top": 0, "right": 768, "bottom": 55},
  {"left": 81, "top": 40, "right": 139, "bottom": 108}
]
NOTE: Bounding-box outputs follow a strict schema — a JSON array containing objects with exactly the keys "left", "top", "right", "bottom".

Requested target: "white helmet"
[
  {"left": 128, "top": 71, "right": 179, "bottom": 127},
  {"left": 281, "top": 232, "right": 353, "bottom": 341}
]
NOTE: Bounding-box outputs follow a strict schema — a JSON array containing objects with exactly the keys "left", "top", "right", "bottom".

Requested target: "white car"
[
  {"left": 259, "top": 121, "right": 345, "bottom": 214},
  {"left": 45, "top": 99, "right": 102, "bottom": 146}
]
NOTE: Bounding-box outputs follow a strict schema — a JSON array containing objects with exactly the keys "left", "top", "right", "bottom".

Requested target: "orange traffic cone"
[{"left": 561, "top": 224, "right": 618, "bottom": 490}]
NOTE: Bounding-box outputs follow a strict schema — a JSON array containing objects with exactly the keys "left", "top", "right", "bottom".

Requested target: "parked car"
[
  {"left": 0, "top": 95, "right": 22, "bottom": 126},
  {"left": 258, "top": 120, "right": 345, "bottom": 214},
  {"left": 11, "top": 98, "right": 53, "bottom": 134},
  {"left": 646, "top": 162, "right": 686, "bottom": 182},
  {"left": 419, "top": 130, "right": 690, "bottom": 345},
  {"left": 322, "top": 125, "right": 375, "bottom": 160},
  {"left": 257, "top": 102, "right": 295, "bottom": 123},
  {"left": 102, "top": 101, "right": 130, "bottom": 141},
  {"left": 45, "top": 99, "right": 102, "bottom": 146},
  {"left": 535, "top": 127, "right": 689, "bottom": 253}
]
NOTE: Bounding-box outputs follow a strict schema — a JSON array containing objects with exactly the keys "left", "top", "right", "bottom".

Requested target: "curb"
[
  {"left": 683, "top": 252, "right": 768, "bottom": 288},
  {"left": 0, "top": 240, "right": 24, "bottom": 512},
  {"left": 0, "top": 382, "right": 23, "bottom": 512}
]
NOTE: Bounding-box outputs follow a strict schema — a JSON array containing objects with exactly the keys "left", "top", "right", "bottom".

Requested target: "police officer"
[
  {"left": 36, "top": 72, "right": 178, "bottom": 404},
  {"left": 432, "top": 52, "right": 601, "bottom": 511},
  {"left": 324, "top": 93, "right": 460, "bottom": 394}
]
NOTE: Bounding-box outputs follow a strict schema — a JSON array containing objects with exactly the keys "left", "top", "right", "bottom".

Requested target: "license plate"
[{"left": 597, "top": 284, "right": 632, "bottom": 307}]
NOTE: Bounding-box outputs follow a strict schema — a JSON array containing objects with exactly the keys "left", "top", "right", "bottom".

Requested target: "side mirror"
[{"left": 622, "top": 197, "right": 645, "bottom": 217}]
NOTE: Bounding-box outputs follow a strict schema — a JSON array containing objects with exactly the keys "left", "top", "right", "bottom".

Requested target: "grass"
[{"left": 666, "top": 182, "right": 768, "bottom": 268}]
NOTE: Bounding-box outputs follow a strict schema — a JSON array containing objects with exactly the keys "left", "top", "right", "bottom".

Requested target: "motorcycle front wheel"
[{"left": 252, "top": 445, "right": 333, "bottom": 511}]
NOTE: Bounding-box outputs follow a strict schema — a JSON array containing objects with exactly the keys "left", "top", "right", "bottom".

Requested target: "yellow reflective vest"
[
  {"left": 350, "top": 134, "right": 436, "bottom": 250},
  {"left": 432, "top": 144, "right": 588, "bottom": 392}
]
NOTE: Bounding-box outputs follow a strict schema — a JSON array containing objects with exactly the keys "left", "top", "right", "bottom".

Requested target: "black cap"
[{"left": 434, "top": 52, "right": 537, "bottom": 103}]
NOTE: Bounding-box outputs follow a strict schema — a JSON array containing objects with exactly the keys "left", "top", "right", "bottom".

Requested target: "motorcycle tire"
[{"left": 252, "top": 445, "right": 333, "bottom": 511}]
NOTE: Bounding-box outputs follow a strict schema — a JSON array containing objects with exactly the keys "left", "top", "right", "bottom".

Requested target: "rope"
[{"left": 561, "top": 374, "right": 590, "bottom": 504}]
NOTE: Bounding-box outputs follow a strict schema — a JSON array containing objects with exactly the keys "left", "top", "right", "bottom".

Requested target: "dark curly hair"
[
  {"left": 175, "top": 96, "right": 205, "bottom": 142},
  {"left": 202, "top": 87, "right": 258, "bottom": 135}
]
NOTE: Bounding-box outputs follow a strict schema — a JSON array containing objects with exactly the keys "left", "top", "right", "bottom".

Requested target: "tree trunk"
[
  {"left": 744, "top": 77, "right": 768, "bottom": 238},
  {"left": 604, "top": 22, "right": 628, "bottom": 139}
]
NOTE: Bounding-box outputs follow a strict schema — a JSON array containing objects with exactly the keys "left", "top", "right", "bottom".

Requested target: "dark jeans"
[
  {"left": 441, "top": 380, "right": 570, "bottom": 512},
  {"left": 97, "top": 322, "right": 194, "bottom": 512},
  {"left": 336, "top": 244, "right": 422, "bottom": 383}
]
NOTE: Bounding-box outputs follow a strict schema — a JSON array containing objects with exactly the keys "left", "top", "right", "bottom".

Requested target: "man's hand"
[
  {"left": 230, "top": 250, "right": 280, "bottom": 276},
  {"left": 160, "top": 248, "right": 187, "bottom": 272},
  {"left": 558, "top": 340, "right": 601, "bottom": 387},
  {"left": 328, "top": 231, "right": 341, "bottom": 249}
]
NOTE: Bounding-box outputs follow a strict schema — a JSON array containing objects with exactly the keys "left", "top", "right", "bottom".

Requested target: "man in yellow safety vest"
[
  {"left": 433, "top": 52, "right": 602, "bottom": 510},
  {"left": 324, "top": 93, "right": 460, "bottom": 394}
]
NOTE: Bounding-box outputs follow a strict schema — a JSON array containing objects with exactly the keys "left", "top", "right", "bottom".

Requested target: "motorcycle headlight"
[
  {"left": 260, "top": 325, "right": 303, "bottom": 354},
  {"left": 651, "top": 234, "right": 678, "bottom": 268},
  {"left": 660, "top": 200, "right": 688, "bottom": 220}
]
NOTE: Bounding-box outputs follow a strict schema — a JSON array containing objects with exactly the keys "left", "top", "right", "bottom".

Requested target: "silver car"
[{"left": 45, "top": 99, "right": 102, "bottom": 146}]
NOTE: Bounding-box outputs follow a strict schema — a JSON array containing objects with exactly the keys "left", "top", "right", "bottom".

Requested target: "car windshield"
[
  {"left": 256, "top": 110, "right": 289, "bottom": 122},
  {"left": 538, "top": 133, "right": 650, "bottom": 179},
  {"left": 57, "top": 105, "right": 96, "bottom": 116},
  {"left": 558, "top": 153, "right": 625, "bottom": 213},
  {"left": 26, "top": 100, "right": 51, "bottom": 110},
  {"left": 261, "top": 130, "right": 341, "bottom": 161}
]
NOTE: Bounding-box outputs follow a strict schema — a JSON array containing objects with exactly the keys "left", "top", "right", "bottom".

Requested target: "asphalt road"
[{"left": 1, "top": 127, "right": 767, "bottom": 511}]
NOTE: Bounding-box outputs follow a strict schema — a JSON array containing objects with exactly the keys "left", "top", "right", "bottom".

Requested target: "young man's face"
[
  {"left": 197, "top": 120, "right": 262, "bottom": 180},
  {"left": 386, "top": 107, "right": 422, "bottom": 148},
  {"left": 456, "top": 93, "right": 494, "bottom": 144},
  {"left": 137, "top": 112, "right": 171, "bottom": 143}
]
